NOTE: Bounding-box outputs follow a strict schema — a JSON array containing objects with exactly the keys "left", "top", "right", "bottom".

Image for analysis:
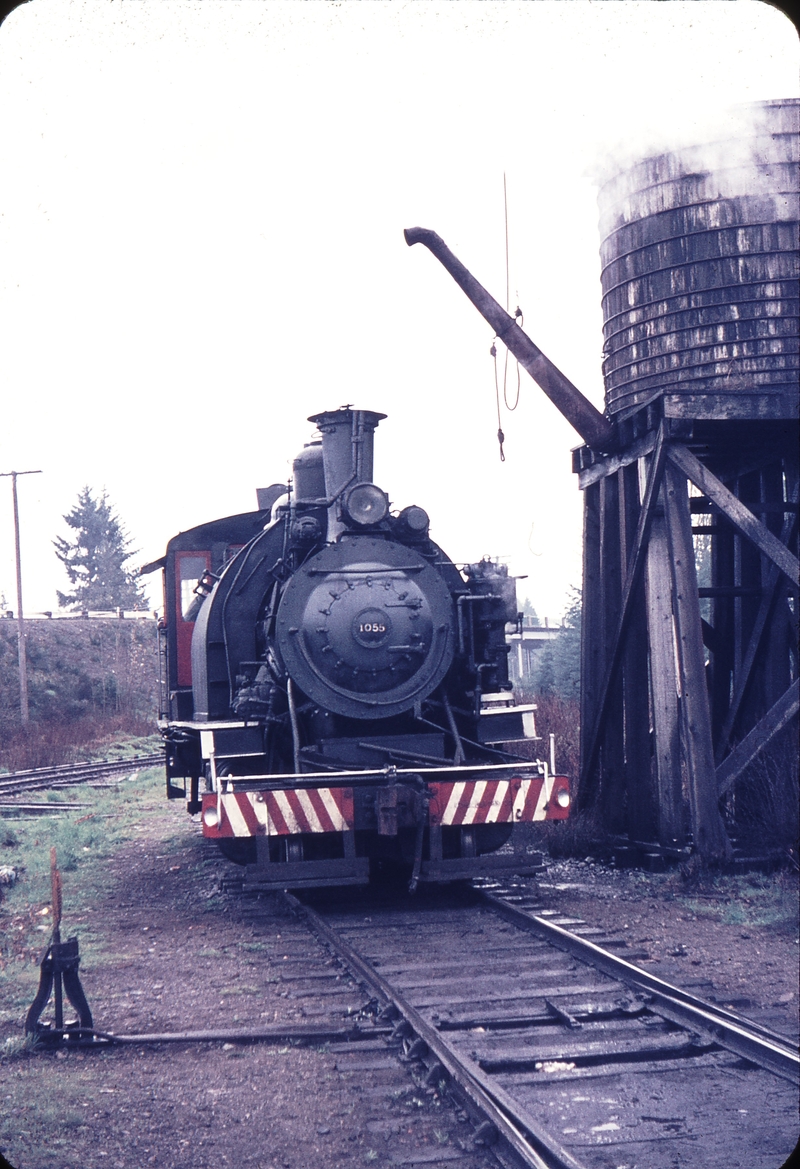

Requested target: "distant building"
[{"left": 507, "top": 617, "right": 562, "bottom": 687}]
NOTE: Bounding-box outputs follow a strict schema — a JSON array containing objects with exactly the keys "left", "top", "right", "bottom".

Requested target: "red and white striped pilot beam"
[
  {"left": 428, "top": 776, "right": 570, "bottom": 824},
  {"left": 202, "top": 788, "right": 354, "bottom": 838},
  {"left": 201, "top": 775, "right": 570, "bottom": 838}
]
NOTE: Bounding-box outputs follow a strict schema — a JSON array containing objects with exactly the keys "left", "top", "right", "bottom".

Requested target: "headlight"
[
  {"left": 342, "top": 483, "right": 389, "bottom": 527},
  {"left": 202, "top": 806, "right": 219, "bottom": 828},
  {"left": 556, "top": 788, "right": 570, "bottom": 809}
]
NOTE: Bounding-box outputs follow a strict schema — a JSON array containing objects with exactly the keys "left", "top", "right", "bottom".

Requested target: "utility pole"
[{"left": 1, "top": 469, "right": 42, "bottom": 724}]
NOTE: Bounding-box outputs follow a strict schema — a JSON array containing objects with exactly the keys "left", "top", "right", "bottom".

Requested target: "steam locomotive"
[{"left": 149, "top": 408, "right": 569, "bottom": 890}]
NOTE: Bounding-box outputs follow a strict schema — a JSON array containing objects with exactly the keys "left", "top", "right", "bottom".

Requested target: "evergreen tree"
[
  {"left": 520, "top": 596, "right": 539, "bottom": 623},
  {"left": 552, "top": 586, "right": 582, "bottom": 699},
  {"left": 532, "top": 586, "right": 581, "bottom": 699},
  {"left": 535, "top": 643, "right": 556, "bottom": 695},
  {"left": 54, "top": 488, "right": 148, "bottom": 611}
]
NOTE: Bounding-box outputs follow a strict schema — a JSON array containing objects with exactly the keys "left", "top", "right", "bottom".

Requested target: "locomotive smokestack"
[
  {"left": 308, "top": 408, "right": 387, "bottom": 540},
  {"left": 404, "top": 227, "right": 617, "bottom": 452}
]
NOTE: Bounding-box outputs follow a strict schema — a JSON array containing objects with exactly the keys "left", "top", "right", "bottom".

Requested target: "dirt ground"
[
  {"left": 0, "top": 780, "right": 798, "bottom": 1169},
  {"left": 0, "top": 790, "right": 499, "bottom": 1169}
]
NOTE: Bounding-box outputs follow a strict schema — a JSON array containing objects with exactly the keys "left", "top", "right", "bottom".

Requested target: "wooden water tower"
[{"left": 575, "top": 99, "right": 799, "bottom": 862}]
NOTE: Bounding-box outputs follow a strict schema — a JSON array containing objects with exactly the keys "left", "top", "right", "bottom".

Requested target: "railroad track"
[
  {"left": 276, "top": 879, "right": 799, "bottom": 1169},
  {"left": 0, "top": 752, "right": 163, "bottom": 798}
]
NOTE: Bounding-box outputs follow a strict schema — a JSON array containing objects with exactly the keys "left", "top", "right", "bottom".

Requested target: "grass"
[
  {"left": 0, "top": 818, "right": 20, "bottom": 847},
  {"left": 0, "top": 761, "right": 182, "bottom": 1022},
  {"left": 678, "top": 871, "right": 799, "bottom": 931},
  {"left": 0, "top": 1033, "right": 39, "bottom": 1061}
]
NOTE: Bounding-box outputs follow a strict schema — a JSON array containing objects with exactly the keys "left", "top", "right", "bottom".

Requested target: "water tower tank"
[{"left": 597, "top": 99, "right": 799, "bottom": 418}]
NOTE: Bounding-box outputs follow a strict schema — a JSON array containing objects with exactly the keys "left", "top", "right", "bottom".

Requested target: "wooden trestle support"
[{"left": 574, "top": 394, "right": 799, "bottom": 864}]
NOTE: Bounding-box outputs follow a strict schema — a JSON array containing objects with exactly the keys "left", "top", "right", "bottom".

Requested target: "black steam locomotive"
[{"left": 149, "top": 408, "right": 569, "bottom": 890}]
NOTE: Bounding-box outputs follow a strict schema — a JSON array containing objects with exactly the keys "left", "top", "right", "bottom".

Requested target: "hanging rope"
[
  {"left": 504, "top": 307, "right": 523, "bottom": 411},
  {"left": 491, "top": 342, "right": 505, "bottom": 462},
  {"left": 501, "top": 175, "right": 522, "bottom": 415}
]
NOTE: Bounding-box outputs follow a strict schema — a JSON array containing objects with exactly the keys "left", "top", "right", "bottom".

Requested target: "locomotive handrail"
[
  {"left": 404, "top": 226, "right": 618, "bottom": 452},
  {"left": 456, "top": 591, "right": 504, "bottom": 654},
  {"left": 305, "top": 565, "right": 425, "bottom": 575},
  {"left": 218, "top": 758, "right": 550, "bottom": 792}
]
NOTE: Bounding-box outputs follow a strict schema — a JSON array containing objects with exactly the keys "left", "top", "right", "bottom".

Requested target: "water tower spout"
[{"left": 404, "top": 227, "right": 617, "bottom": 452}]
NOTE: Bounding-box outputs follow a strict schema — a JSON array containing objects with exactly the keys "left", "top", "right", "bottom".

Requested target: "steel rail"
[
  {"left": 284, "top": 892, "right": 589, "bottom": 1169},
  {"left": 480, "top": 888, "right": 800, "bottom": 1087},
  {"left": 0, "top": 753, "right": 163, "bottom": 796}
]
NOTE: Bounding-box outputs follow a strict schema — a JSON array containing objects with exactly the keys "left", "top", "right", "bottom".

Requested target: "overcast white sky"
[{"left": 0, "top": 1, "right": 797, "bottom": 620}]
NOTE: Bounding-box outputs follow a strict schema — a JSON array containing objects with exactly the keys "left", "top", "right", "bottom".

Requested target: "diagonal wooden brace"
[
  {"left": 716, "top": 679, "right": 800, "bottom": 796},
  {"left": 715, "top": 494, "right": 799, "bottom": 762},
  {"left": 668, "top": 445, "right": 800, "bottom": 586}
]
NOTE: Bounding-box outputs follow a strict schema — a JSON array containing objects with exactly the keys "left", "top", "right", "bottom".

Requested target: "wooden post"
[
  {"left": 0, "top": 469, "right": 42, "bottom": 724},
  {"left": 578, "top": 481, "right": 602, "bottom": 811},
  {"left": 620, "top": 461, "right": 656, "bottom": 842},
  {"left": 760, "top": 463, "right": 792, "bottom": 712},
  {"left": 644, "top": 490, "right": 683, "bottom": 848},
  {"left": 710, "top": 511, "right": 735, "bottom": 749},
  {"left": 663, "top": 462, "right": 731, "bottom": 862},
  {"left": 599, "top": 473, "right": 625, "bottom": 834},
  {"left": 11, "top": 473, "right": 29, "bottom": 724}
]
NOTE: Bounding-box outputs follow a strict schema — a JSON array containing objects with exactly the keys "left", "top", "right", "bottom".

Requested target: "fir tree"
[
  {"left": 552, "top": 586, "right": 582, "bottom": 699},
  {"left": 520, "top": 596, "right": 539, "bottom": 623},
  {"left": 533, "top": 587, "right": 581, "bottom": 698},
  {"left": 54, "top": 488, "right": 148, "bottom": 611}
]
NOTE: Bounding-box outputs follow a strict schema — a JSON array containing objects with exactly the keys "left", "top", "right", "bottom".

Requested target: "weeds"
[
  {"left": 724, "top": 727, "right": 799, "bottom": 852},
  {"left": 0, "top": 1032, "right": 39, "bottom": 1061},
  {"left": 0, "top": 713, "right": 158, "bottom": 774},
  {"left": 678, "top": 871, "right": 799, "bottom": 931},
  {"left": 0, "top": 819, "right": 19, "bottom": 848},
  {"left": 529, "top": 805, "right": 607, "bottom": 860}
]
